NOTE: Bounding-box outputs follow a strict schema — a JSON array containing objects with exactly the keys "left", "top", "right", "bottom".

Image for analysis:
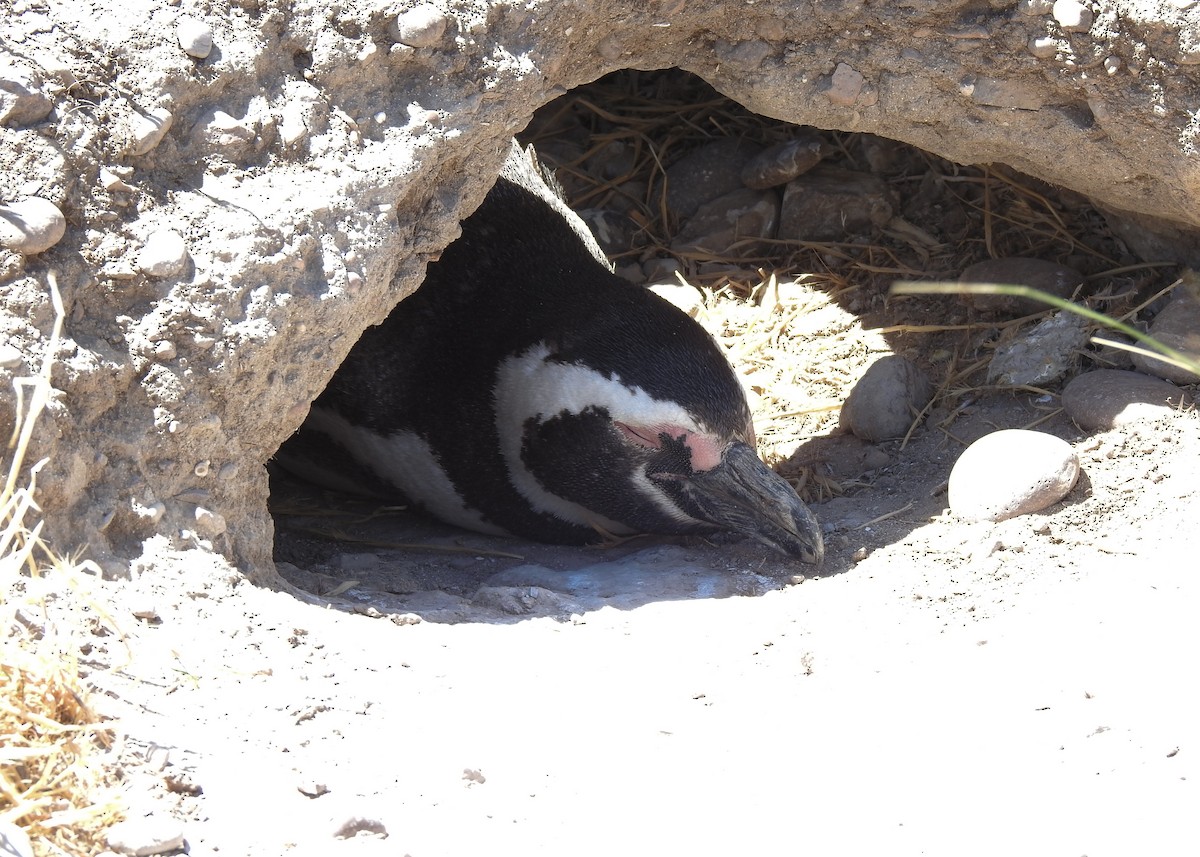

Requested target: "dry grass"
[{"left": 1, "top": 273, "right": 118, "bottom": 856}]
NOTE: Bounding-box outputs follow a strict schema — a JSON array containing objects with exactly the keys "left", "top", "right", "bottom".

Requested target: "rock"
[
  {"left": 0, "top": 343, "right": 22, "bottom": 368},
  {"left": 949, "top": 429, "right": 1080, "bottom": 523},
  {"left": 779, "top": 165, "right": 894, "bottom": 242},
  {"left": 106, "top": 816, "right": 186, "bottom": 856},
  {"left": 1130, "top": 294, "right": 1200, "bottom": 384},
  {"left": 332, "top": 816, "right": 388, "bottom": 840},
  {"left": 664, "top": 138, "right": 764, "bottom": 221},
  {"left": 1062, "top": 369, "right": 1192, "bottom": 431},
  {"left": 129, "top": 107, "right": 173, "bottom": 156},
  {"left": 671, "top": 187, "right": 780, "bottom": 257},
  {"left": 987, "top": 311, "right": 1089, "bottom": 386},
  {"left": 137, "top": 229, "right": 189, "bottom": 278},
  {"left": 0, "top": 197, "right": 66, "bottom": 255},
  {"left": 193, "top": 505, "right": 227, "bottom": 537},
  {"left": 393, "top": 4, "right": 449, "bottom": 47},
  {"left": 740, "top": 132, "right": 827, "bottom": 189},
  {"left": 1053, "top": 0, "right": 1094, "bottom": 31},
  {"left": 957, "top": 257, "right": 1083, "bottom": 315},
  {"left": 100, "top": 167, "right": 137, "bottom": 193},
  {"left": 176, "top": 16, "right": 214, "bottom": 59},
  {"left": 824, "top": 62, "right": 866, "bottom": 106},
  {"left": 0, "top": 59, "right": 51, "bottom": 126},
  {"left": 840, "top": 355, "right": 934, "bottom": 442}
]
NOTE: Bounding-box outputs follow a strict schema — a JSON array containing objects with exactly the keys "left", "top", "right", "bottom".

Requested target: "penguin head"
[{"left": 493, "top": 319, "right": 825, "bottom": 564}]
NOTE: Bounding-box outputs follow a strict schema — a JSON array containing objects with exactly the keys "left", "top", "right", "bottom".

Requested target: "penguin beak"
[{"left": 663, "top": 441, "right": 825, "bottom": 564}]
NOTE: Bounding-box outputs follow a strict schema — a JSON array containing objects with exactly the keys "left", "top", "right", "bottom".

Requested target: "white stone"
[
  {"left": 106, "top": 816, "right": 185, "bottom": 856},
  {"left": 0, "top": 343, "right": 22, "bottom": 368},
  {"left": 279, "top": 101, "right": 309, "bottom": 146},
  {"left": 1029, "top": 36, "right": 1059, "bottom": 58},
  {"left": 949, "top": 429, "right": 1080, "bottom": 523},
  {"left": 0, "top": 58, "right": 51, "bottom": 126},
  {"left": 137, "top": 229, "right": 189, "bottom": 277},
  {"left": 100, "top": 167, "right": 137, "bottom": 192},
  {"left": 176, "top": 16, "right": 214, "bottom": 59},
  {"left": 1053, "top": 0, "right": 1093, "bottom": 32},
  {"left": 394, "top": 4, "right": 448, "bottom": 47},
  {"left": 194, "top": 505, "right": 227, "bottom": 537},
  {"left": 0, "top": 196, "right": 66, "bottom": 254},
  {"left": 130, "top": 107, "right": 173, "bottom": 155}
]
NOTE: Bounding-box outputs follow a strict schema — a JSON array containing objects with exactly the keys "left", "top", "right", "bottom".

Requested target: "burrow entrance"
[{"left": 267, "top": 67, "right": 1183, "bottom": 623}]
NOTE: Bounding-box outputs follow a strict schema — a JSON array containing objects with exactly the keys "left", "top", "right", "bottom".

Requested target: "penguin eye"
[
  {"left": 614, "top": 421, "right": 661, "bottom": 448},
  {"left": 614, "top": 421, "right": 723, "bottom": 472}
]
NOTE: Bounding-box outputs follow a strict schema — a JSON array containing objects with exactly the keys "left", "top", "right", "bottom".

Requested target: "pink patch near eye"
[{"left": 614, "top": 421, "right": 724, "bottom": 472}]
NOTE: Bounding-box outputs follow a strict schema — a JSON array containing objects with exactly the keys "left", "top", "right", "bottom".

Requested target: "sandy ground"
[{"left": 75, "top": 393, "right": 1198, "bottom": 857}]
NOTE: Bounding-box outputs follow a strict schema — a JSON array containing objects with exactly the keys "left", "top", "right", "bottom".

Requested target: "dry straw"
[{"left": 1, "top": 272, "right": 118, "bottom": 856}]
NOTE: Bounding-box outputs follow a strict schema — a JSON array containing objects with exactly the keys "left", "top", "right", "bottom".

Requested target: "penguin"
[{"left": 276, "top": 140, "right": 824, "bottom": 564}]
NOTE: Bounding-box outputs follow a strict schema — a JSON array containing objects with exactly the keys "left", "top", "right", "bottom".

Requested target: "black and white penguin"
[{"left": 277, "top": 140, "right": 824, "bottom": 563}]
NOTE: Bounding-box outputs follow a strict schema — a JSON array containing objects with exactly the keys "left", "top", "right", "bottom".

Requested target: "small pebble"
[
  {"left": 105, "top": 816, "right": 185, "bottom": 856},
  {"left": 958, "top": 257, "right": 1083, "bottom": 315},
  {"left": 1028, "top": 36, "right": 1060, "bottom": 58},
  {"left": 394, "top": 4, "right": 448, "bottom": 47},
  {"left": 100, "top": 168, "right": 137, "bottom": 193},
  {"left": 131, "top": 603, "right": 160, "bottom": 622},
  {"left": 193, "top": 505, "right": 226, "bottom": 537},
  {"left": 153, "top": 339, "right": 177, "bottom": 360},
  {"left": 0, "top": 342, "right": 23, "bottom": 368},
  {"left": 740, "top": 133, "right": 827, "bottom": 189},
  {"left": 0, "top": 197, "right": 66, "bottom": 255},
  {"left": 1062, "top": 369, "right": 1191, "bottom": 431},
  {"left": 824, "top": 62, "right": 865, "bottom": 106},
  {"left": 1130, "top": 294, "right": 1200, "bottom": 384},
  {"left": 1053, "top": 0, "right": 1093, "bottom": 31},
  {"left": 138, "top": 229, "right": 189, "bottom": 277},
  {"left": 840, "top": 355, "right": 933, "bottom": 442},
  {"left": 0, "top": 59, "right": 51, "bottom": 126},
  {"left": 332, "top": 816, "right": 388, "bottom": 840},
  {"left": 133, "top": 500, "right": 166, "bottom": 523},
  {"left": 176, "top": 16, "right": 214, "bottom": 59},
  {"left": 987, "top": 311, "right": 1088, "bottom": 386},
  {"left": 130, "top": 107, "right": 174, "bottom": 155},
  {"left": 297, "top": 779, "right": 330, "bottom": 798},
  {"left": 193, "top": 459, "right": 210, "bottom": 477},
  {"left": 949, "top": 429, "right": 1080, "bottom": 523}
]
